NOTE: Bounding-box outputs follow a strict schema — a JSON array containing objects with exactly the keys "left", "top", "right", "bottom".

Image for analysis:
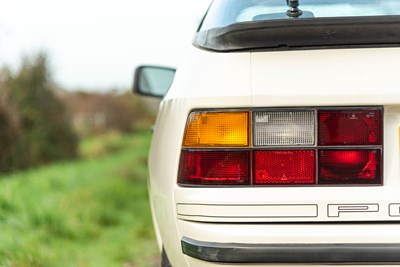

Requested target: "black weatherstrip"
[
  {"left": 193, "top": 15, "right": 400, "bottom": 52},
  {"left": 182, "top": 237, "right": 400, "bottom": 264}
]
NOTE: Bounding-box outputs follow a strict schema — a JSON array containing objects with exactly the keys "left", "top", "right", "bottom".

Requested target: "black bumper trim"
[{"left": 181, "top": 237, "right": 400, "bottom": 264}]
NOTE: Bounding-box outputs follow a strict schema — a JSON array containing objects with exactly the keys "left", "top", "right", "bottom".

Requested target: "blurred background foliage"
[
  {"left": 0, "top": 52, "right": 156, "bottom": 173},
  {"left": 0, "top": 53, "right": 78, "bottom": 172},
  {"left": 0, "top": 53, "right": 159, "bottom": 266}
]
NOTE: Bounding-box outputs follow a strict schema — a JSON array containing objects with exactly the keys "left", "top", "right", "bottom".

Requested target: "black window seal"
[{"left": 192, "top": 15, "right": 400, "bottom": 52}]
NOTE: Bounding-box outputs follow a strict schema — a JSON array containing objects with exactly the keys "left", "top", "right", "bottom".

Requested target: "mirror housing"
[{"left": 132, "top": 65, "right": 176, "bottom": 98}]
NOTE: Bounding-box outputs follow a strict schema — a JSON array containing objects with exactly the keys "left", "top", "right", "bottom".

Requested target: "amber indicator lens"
[
  {"left": 254, "top": 111, "right": 315, "bottom": 146},
  {"left": 183, "top": 112, "right": 249, "bottom": 147},
  {"left": 318, "top": 110, "right": 382, "bottom": 146},
  {"left": 178, "top": 150, "right": 250, "bottom": 185},
  {"left": 318, "top": 150, "right": 381, "bottom": 184},
  {"left": 254, "top": 150, "right": 315, "bottom": 185}
]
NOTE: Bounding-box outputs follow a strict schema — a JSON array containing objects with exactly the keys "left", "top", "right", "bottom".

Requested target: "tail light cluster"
[{"left": 178, "top": 108, "right": 383, "bottom": 186}]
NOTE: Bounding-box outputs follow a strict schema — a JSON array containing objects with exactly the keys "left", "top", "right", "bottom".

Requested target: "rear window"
[{"left": 200, "top": 0, "right": 400, "bottom": 31}]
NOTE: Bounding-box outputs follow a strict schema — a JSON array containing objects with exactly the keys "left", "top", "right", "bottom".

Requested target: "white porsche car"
[{"left": 133, "top": 0, "right": 400, "bottom": 266}]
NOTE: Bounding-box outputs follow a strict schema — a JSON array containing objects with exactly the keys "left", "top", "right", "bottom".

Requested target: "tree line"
[{"left": 0, "top": 53, "right": 155, "bottom": 173}]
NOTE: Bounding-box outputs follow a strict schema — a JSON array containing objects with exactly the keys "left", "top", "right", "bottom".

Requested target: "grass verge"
[{"left": 0, "top": 130, "right": 158, "bottom": 267}]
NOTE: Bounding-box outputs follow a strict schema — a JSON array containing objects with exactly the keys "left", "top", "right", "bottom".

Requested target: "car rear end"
[
  {"left": 148, "top": 46, "right": 400, "bottom": 267},
  {"left": 144, "top": 1, "right": 400, "bottom": 266}
]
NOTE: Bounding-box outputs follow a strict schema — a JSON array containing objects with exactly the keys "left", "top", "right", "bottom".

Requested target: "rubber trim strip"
[
  {"left": 181, "top": 237, "right": 400, "bottom": 264},
  {"left": 193, "top": 15, "right": 400, "bottom": 52}
]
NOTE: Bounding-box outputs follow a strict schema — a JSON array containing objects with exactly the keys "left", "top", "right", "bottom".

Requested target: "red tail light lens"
[
  {"left": 178, "top": 150, "right": 250, "bottom": 185},
  {"left": 318, "top": 150, "right": 381, "bottom": 184},
  {"left": 318, "top": 110, "right": 382, "bottom": 146},
  {"left": 254, "top": 150, "right": 315, "bottom": 185}
]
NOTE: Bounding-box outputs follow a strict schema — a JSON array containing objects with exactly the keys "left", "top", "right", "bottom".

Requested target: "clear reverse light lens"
[{"left": 254, "top": 111, "right": 315, "bottom": 146}]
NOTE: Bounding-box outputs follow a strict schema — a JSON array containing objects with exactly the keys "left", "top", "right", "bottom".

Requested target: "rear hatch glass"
[
  {"left": 201, "top": 0, "right": 400, "bottom": 31},
  {"left": 194, "top": 0, "right": 400, "bottom": 52}
]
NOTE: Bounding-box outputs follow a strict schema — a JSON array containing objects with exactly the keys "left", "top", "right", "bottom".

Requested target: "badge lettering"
[{"left": 328, "top": 204, "right": 379, "bottom": 217}]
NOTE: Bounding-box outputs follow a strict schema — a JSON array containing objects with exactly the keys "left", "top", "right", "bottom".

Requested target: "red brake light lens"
[
  {"left": 254, "top": 150, "right": 315, "bottom": 185},
  {"left": 178, "top": 150, "right": 250, "bottom": 185},
  {"left": 318, "top": 110, "right": 382, "bottom": 146},
  {"left": 318, "top": 149, "right": 381, "bottom": 184}
]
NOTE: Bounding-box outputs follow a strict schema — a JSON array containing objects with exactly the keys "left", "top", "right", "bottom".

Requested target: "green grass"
[{"left": 0, "top": 130, "right": 159, "bottom": 267}]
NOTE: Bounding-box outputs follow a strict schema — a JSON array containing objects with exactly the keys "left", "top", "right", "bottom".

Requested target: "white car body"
[
  {"left": 148, "top": 46, "right": 400, "bottom": 266},
  {"left": 136, "top": 1, "right": 400, "bottom": 266}
]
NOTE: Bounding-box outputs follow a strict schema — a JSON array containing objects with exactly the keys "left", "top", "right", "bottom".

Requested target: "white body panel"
[
  {"left": 251, "top": 48, "right": 400, "bottom": 106},
  {"left": 148, "top": 46, "right": 400, "bottom": 266}
]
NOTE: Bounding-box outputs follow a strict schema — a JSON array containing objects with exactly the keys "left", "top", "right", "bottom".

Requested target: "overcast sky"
[{"left": 0, "top": 0, "right": 211, "bottom": 90}]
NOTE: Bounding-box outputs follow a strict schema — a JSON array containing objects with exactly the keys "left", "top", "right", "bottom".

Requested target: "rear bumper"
[
  {"left": 175, "top": 221, "right": 400, "bottom": 266},
  {"left": 182, "top": 237, "right": 400, "bottom": 264}
]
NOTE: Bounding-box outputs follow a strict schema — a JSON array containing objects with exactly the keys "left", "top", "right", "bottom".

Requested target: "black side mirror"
[{"left": 132, "top": 65, "right": 176, "bottom": 98}]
